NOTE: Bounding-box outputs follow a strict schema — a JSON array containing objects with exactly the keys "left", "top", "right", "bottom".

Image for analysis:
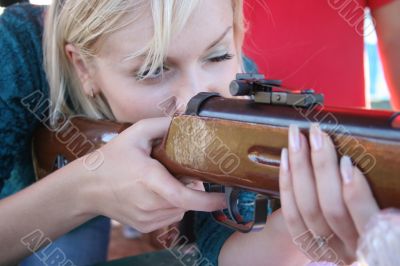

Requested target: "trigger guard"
[{"left": 205, "top": 183, "right": 272, "bottom": 233}]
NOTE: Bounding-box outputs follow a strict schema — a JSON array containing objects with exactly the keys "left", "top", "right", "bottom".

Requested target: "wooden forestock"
[{"left": 32, "top": 94, "right": 400, "bottom": 209}]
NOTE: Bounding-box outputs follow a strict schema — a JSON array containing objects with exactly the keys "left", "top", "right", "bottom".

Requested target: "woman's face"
[{"left": 85, "top": 0, "right": 239, "bottom": 123}]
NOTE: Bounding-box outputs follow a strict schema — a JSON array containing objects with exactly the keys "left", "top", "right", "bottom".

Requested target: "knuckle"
[
  {"left": 140, "top": 225, "right": 152, "bottom": 234},
  {"left": 134, "top": 210, "right": 150, "bottom": 223},
  {"left": 279, "top": 174, "right": 292, "bottom": 191},
  {"left": 142, "top": 164, "right": 159, "bottom": 179},
  {"left": 343, "top": 185, "right": 360, "bottom": 203},
  {"left": 134, "top": 214, "right": 147, "bottom": 223},
  {"left": 140, "top": 168, "right": 159, "bottom": 187},
  {"left": 177, "top": 212, "right": 185, "bottom": 221},
  {"left": 167, "top": 189, "right": 184, "bottom": 208},
  {"left": 134, "top": 175, "right": 146, "bottom": 189},
  {"left": 190, "top": 180, "right": 205, "bottom": 191},
  {"left": 284, "top": 213, "right": 300, "bottom": 228},
  {"left": 313, "top": 157, "right": 328, "bottom": 170},
  {"left": 324, "top": 207, "right": 347, "bottom": 222},
  {"left": 290, "top": 157, "right": 304, "bottom": 169},
  {"left": 132, "top": 120, "right": 147, "bottom": 133},
  {"left": 172, "top": 195, "right": 185, "bottom": 209},
  {"left": 135, "top": 223, "right": 147, "bottom": 233},
  {"left": 145, "top": 203, "right": 159, "bottom": 212},
  {"left": 311, "top": 153, "right": 329, "bottom": 170},
  {"left": 137, "top": 201, "right": 152, "bottom": 211},
  {"left": 303, "top": 207, "right": 321, "bottom": 221}
]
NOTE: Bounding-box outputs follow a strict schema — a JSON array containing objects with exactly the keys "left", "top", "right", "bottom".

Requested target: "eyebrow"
[
  {"left": 122, "top": 26, "right": 233, "bottom": 63},
  {"left": 206, "top": 26, "right": 233, "bottom": 50}
]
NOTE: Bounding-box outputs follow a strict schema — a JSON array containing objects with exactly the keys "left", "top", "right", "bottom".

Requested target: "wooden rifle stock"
[{"left": 32, "top": 93, "right": 400, "bottom": 232}]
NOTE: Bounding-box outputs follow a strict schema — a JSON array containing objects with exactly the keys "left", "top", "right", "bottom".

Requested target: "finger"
[
  {"left": 288, "top": 125, "right": 332, "bottom": 238},
  {"left": 310, "top": 124, "right": 358, "bottom": 251},
  {"left": 179, "top": 177, "right": 205, "bottom": 191},
  {"left": 139, "top": 207, "right": 186, "bottom": 223},
  {"left": 280, "top": 147, "right": 339, "bottom": 262},
  {"left": 279, "top": 148, "right": 309, "bottom": 240},
  {"left": 140, "top": 212, "right": 185, "bottom": 233},
  {"left": 146, "top": 162, "right": 226, "bottom": 212},
  {"left": 127, "top": 117, "right": 172, "bottom": 152},
  {"left": 134, "top": 186, "right": 178, "bottom": 211},
  {"left": 340, "top": 156, "right": 379, "bottom": 235}
]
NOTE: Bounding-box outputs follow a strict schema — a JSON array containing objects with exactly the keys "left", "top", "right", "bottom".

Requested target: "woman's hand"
[
  {"left": 80, "top": 117, "right": 226, "bottom": 233},
  {"left": 279, "top": 124, "right": 380, "bottom": 264}
]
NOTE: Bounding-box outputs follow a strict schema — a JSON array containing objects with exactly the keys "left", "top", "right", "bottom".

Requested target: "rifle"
[{"left": 32, "top": 74, "right": 400, "bottom": 232}]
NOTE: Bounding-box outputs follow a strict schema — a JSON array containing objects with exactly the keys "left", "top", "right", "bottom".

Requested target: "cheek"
[{"left": 96, "top": 75, "right": 170, "bottom": 123}]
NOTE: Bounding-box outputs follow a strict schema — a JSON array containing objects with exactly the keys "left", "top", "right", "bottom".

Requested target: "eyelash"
[
  {"left": 135, "top": 53, "right": 234, "bottom": 81},
  {"left": 135, "top": 66, "right": 169, "bottom": 81},
  {"left": 209, "top": 53, "right": 234, "bottom": 62}
]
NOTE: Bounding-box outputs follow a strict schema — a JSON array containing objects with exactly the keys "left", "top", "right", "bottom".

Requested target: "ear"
[{"left": 65, "top": 44, "right": 99, "bottom": 97}]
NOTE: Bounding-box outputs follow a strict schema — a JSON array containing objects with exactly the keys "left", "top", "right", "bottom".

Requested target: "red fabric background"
[{"left": 243, "top": 0, "right": 392, "bottom": 107}]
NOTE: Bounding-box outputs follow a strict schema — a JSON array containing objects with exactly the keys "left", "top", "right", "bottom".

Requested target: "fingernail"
[
  {"left": 310, "top": 123, "right": 323, "bottom": 151},
  {"left": 340, "top": 156, "right": 353, "bottom": 184},
  {"left": 280, "top": 148, "right": 289, "bottom": 171},
  {"left": 289, "top": 125, "right": 301, "bottom": 152}
]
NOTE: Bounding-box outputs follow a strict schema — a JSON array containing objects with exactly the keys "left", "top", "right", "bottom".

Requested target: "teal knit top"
[{"left": 0, "top": 3, "right": 48, "bottom": 198}]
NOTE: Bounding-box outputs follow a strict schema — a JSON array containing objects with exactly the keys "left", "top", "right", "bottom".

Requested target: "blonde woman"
[
  {"left": 0, "top": 0, "right": 383, "bottom": 265},
  {"left": 0, "top": 0, "right": 232, "bottom": 264}
]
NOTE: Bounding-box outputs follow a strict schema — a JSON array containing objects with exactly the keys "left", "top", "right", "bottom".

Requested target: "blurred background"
[{"left": 364, "top": 9, "right": 391, "bottom": 109}]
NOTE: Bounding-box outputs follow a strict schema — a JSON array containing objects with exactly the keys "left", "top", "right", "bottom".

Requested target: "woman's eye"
[
  {"left": 136, "top": 66, "right": 169, "bottom": 80},
  {"left": 209, "top": 53, "right": 234, "bottom": 63}
]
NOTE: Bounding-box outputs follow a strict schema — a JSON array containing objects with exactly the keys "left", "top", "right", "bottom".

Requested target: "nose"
[{"left": 173, "top": 68, "right": 215, "bottom": 113}]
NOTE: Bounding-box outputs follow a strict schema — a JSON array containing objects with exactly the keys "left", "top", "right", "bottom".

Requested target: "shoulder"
[
  {"left": 0, "top": 2, "right": 46, "bottom": 49},
  {"left": 0, "top": 3, "right": 49, "bottom": 196},
  {"left": 0, "top": 2, "right": 49, "bottom": 133},
  {"left": 0, "top": 3, "right": 45, "bottom": 28},
  {"left": 0, "top": 3, "right": 48, "bottom": 99}
]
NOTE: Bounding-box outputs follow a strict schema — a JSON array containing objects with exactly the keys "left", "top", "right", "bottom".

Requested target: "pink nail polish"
[
  {"left": 340, "top": 156, "right": 353, "bottom": 184},
  {"left": 280, "top": 148, "right": 289, "bottom": 171},
  {"left": 289, "top": 125, "right": 301, "bottom": 152},
  {"left": 310, "top": 123, "right": 322, "bottom": 151}
]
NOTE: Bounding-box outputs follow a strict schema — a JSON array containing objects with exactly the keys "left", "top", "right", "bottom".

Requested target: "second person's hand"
[{"left": 279, "top": 124, "right": 379, "bottom": 264}]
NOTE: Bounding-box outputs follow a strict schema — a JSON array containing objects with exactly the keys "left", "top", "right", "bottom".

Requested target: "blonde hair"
[{"left": 44, "top": 0, "right": 245, "bottom": 125}]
